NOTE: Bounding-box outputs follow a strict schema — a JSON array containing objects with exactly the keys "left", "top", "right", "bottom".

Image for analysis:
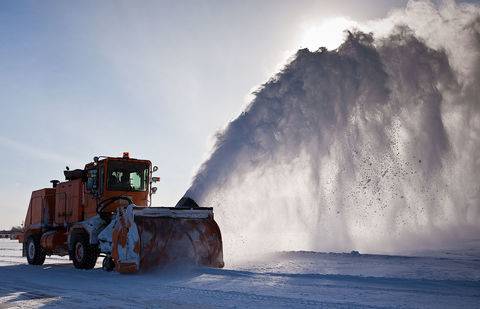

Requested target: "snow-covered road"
[{"left": 0, "top": 239, "right": 479, "bottom": 308}]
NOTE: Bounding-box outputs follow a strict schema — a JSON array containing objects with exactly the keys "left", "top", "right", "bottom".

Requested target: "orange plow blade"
[{"left": 111, "top": 205, "right": 224, "bottom": 273}]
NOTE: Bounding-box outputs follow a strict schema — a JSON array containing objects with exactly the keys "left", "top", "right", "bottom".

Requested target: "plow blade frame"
[{"left": 111, "top": 206, "right": 224, "bottom": 273}]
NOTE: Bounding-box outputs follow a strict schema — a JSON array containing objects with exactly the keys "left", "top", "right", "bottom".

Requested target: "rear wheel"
[
  {"left": 71, "top": 233, "right": 99, "bottom": 269},
  {"left": 26, "top": 236, "right": 46, "bottom": 265}
]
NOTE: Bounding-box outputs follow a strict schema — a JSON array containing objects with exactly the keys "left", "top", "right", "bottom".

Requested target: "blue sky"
[{"left": 0, "top": 0, "right": 422, "bottom": 229}]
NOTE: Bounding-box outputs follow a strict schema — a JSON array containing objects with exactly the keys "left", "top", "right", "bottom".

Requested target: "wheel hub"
[
  {"left": 75, "top": 242, "right": 84, "bottom": 261},
  {"left": 28, "top": 241, "right": 35, "bottom": 259}
]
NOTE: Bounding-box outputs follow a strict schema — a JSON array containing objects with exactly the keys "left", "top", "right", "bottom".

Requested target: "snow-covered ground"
[{"left": 0, "top": 239, "right": 479, "bottom": 308}]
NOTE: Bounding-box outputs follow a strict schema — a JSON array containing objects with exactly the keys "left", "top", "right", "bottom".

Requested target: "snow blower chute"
[{"left": 17, "top": 153, "right": 224, "bottom": 273}]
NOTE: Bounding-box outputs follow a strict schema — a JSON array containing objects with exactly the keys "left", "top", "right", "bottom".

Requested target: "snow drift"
[{"left": 184, "top": 1, "right": 480, "bottom": 258}]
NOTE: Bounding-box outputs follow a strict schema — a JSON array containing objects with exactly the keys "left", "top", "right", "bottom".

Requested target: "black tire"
[
  {"left": 102, "top": 256, "right": 115, "bottom": 272},
  {"left": 70, "top": 233, "right": 99, "bottom": 270},
  {"left": 26, "top": 236, "right": 46, "bottom": 265}
]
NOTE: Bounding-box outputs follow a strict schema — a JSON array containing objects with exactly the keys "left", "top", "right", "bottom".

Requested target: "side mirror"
[
  {"left": 93, "top": 156, "right": 99, "bottom": 163},
  {"left": 151, "top": 187, "right": 158, "bottom": 194},
  {"left": 152, "top": 166, "right": 158, "bottom": 172}
]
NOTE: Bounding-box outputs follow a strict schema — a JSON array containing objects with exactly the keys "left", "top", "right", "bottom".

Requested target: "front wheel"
[
  {"left": 102, "top": 256, "right": 115, "bottom": 272},
  {"left": 71, "top": 233, "right": 99, "bottom": 270},
  {"left": 26, "top": 236, "right": 46, "bottom": 265}
]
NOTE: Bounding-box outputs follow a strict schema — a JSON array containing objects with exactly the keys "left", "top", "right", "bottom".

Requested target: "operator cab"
[{"left": 75, "top": 153, "right": 159, "bottom": 218}]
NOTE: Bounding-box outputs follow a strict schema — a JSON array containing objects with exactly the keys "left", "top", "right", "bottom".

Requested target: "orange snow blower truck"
[{"left": 18, "top": 153, "right": 223, "bottom": 273}]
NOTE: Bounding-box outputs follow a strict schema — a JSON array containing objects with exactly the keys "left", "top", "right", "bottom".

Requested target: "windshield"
[{"left": 107, "top": 161, "right": 149, "bottom": 192}]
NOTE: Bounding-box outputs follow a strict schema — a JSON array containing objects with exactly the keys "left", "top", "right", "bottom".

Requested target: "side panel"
[
  {"left": 31, "top": 195, "right": 43, "bottom": 226},
  {"left": 55, "top": 179, "right": 84, "bottom": 226},
  {"left": 43, "top": 191, "right": 56, "bottom": 226},
  {"left": 23, "top": 201, "right": 32, "bottom": 229},
  {"left": 25, "top": 189, "right": 56, "bottom": 230},
  {"left": 55, "top": 191, "right": 67, "bottom": 225},
  {"left": 66, "top": 179, "right": 83, "bottom": 223},
  {"left": 22, "top": 188, "right": 56, "bottom": 246}
]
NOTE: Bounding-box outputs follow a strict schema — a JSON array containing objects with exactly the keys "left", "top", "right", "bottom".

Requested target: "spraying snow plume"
[{"left": 184, "top": 1, "right": 480, "bottom": 258}]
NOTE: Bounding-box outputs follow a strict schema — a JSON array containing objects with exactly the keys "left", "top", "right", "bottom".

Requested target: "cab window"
[
  {"left": 86, "top": 169, "right": 98, "bottom": 193},
  {"left": 107, "top": 161, "right": 148, "bottom": 192}
]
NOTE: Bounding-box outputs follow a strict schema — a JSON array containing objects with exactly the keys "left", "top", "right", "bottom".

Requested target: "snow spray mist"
[{"left": 184, "top": 1, "right": 480, "bottom": 259}]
